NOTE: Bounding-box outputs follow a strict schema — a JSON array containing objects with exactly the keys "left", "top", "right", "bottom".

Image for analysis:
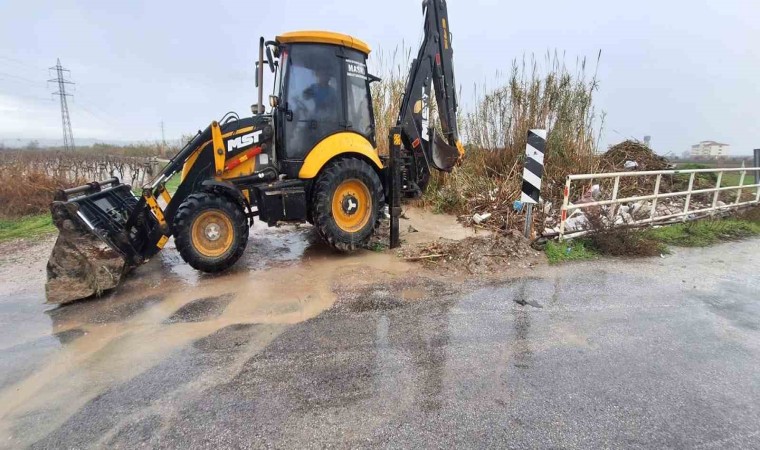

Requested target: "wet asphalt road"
[{"left": 4, "top": 239, "right": 760, "bottom": 448}]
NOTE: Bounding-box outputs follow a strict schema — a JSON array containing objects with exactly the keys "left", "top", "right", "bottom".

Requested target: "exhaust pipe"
[{"left": 256, "top": 37, "right": 265, "bottom": 114}]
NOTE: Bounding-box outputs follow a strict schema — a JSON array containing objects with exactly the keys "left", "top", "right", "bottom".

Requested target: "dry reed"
[{"left": 425, "top": 52, "right": 604, "bottom": 231}]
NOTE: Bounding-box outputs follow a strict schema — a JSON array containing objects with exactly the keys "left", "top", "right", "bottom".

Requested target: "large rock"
[{"left": 45, "top": 227, "right": 128, "bottom": 304}]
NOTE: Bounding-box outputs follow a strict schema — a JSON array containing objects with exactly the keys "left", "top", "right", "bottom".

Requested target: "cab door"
[
  {"left": 281, "top": 44, "right": 345, "bottom": 163},
  {"left": 344, "top": 50, "right": 375, "bottom": 147}
]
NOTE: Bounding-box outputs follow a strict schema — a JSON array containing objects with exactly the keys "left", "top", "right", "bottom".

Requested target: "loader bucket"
[
  {"left": 430, "top": 130, "right": 462, "bottom": 172},
  {"left": 45, "top": 178, "right": 161, "bottom": 304}
]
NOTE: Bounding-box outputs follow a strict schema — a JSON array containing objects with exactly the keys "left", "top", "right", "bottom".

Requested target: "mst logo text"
[{"left": 227, "top": 130, "right": 263, "bottom": 153}]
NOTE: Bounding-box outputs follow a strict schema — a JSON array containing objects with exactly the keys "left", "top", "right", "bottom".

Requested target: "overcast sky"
[{"left": 1, "top": 0, "right": 758, "bottom": 155}]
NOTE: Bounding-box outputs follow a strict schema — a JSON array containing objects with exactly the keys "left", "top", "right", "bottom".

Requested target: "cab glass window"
[
  {"left": 283, "top": 44, "right": 343, "bottom": 159},
  {"left": 346, "top": 57, "right": 373, "bottom": 141}
]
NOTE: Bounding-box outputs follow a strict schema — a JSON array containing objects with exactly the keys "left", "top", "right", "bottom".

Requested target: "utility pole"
[
  {"left": 49, "top": 59, "right": 75, "bottom": 151},
  {"left": 160, "top": 121, "right": 166, "bottom": 154}
]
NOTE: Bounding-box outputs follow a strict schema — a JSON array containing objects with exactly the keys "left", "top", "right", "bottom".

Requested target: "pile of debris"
[
  {"left": 399, "top": 231, "right": 542, "bottom": 275},
  {"left": 595, "top": 140, "right": 672, "bottom": 200},
  {"left": 600, "top": 140, "right": 670, "bottom": 172},
  {"left": 549, "top": 186, "right": 729, "bottom": 234}
]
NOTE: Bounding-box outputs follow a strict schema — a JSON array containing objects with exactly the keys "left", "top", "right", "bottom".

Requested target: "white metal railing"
[{"left": 559, "top": 167, "right": 760, "bottom": 240}]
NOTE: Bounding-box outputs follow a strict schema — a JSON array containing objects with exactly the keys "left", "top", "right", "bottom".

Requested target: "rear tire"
[
  {"left": 312, "top": 157, "right": 383, "bottom": 252},
  {"left": 173, "top": 193, "right": 248, "bottom": 272}
]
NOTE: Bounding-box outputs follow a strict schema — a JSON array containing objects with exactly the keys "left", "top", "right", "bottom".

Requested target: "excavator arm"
[
  {"left": 387, "top": 0, "right": 463, "bottom": 248},
  {"left": 395, "top": 0, "right": 464, "bottom": 195}
]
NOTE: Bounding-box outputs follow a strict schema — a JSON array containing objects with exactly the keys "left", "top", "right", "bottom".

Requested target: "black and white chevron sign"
[{"left": 520, "top": 129, "right": 547, "bottom": 204}]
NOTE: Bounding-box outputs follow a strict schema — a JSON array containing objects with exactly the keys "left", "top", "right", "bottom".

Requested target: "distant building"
[{"left": 690, "top": 141, "right": 730, "bottom": 158}]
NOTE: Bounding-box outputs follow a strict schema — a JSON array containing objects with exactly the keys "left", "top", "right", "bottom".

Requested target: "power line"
[
  {"left": 48, "top": 58, "right": 75, "bottom": 150},
  {"left": 0, "top": 71, "right": 42, "bottom": 85},
  {"left": 72, "top": 101, "right": 118, "bottom": 128},
  {"left": 0, "top": 55, "right": 46, "bottom": 72},
  {"left": 0, "top": 90, "right": 53, "bottom": 103},
  {"left": 72, "top": 93, "right": 119, "bottom": 123}
]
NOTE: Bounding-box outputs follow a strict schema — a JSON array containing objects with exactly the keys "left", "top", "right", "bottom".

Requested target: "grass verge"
[
  {"left": 547, "top": 213, "right": 760, "bottom": 264},
  {"left": 545, "top": 240, "right": 598, "bottom": 264},
  {"left": 644, "top": 219, "right": 760, "bottom": 247},
  {"left": 0, "top": 214, "right": 56, "bottom": 241}
]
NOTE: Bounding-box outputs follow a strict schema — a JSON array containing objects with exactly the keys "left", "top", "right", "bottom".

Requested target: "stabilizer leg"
[{"left": 388, "top": 128, "right": 402, "bottom": 249}]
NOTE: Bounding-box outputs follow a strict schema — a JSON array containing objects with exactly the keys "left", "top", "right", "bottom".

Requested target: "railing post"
[
  {"left": 610, "top": 175, "right": 620, "bottom": 219},
  {"left": 559, "top": 176, "right": 571, "bottom": 241},
  {"left": 735, "top": 168, "right": 746, "bottom": 205},
  {"left": 683, "top": 172, "right": 695, "bottom": 222},
  {"left": 650, "top": 174, "right": 662, "bottom": 222},
  {"left": 711, "top": 171, "right": 723, "bottom": 215}
]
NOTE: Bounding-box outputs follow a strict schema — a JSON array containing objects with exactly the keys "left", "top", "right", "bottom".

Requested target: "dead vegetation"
[
  {"left": 420, "top": 53, "right": 603, "bottom": 232},
  {"left": 0, "top": 169, "right": 82, "bottom": 218},
  {"left": 370, "top": 46, "right": 412, "bottom": 157},
  {"left": 582, "top": 210, "right": 664, "bottom": 257},
  {"left": 0, "top": 148, "right": 165, "bottom": 218},
  {"left": 595, "top": 140, "right": 666, "bottom": 198},
  {"left": 400, "top": 230, "right": 542, "bottom": 275},
  {"left": 600, "top": 140, "right": 669, "bottom": 172},
  {"left": 738, "top": 205, "right": 760, "bottom": 222}
]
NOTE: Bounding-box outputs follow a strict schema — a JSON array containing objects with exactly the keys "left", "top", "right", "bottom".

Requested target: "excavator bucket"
[
  {"left": 45, "top": 178, "right": 161, "bottom": 304},
  {"left": 430, "top": 130, "right": 462, "bottom": 172}
]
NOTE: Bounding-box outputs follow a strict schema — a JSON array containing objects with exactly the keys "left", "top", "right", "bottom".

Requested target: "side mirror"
[
  {"left": 269, "top": 95, "right": 279, "bottom": 108},
  {"left": 368, "top": 73, "right": 382, "bottom": 84},
  {"left": 265, "top": 47, "right": 276, "bottom": 73}
]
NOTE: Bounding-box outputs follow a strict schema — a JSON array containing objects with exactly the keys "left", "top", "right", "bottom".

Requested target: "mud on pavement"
[{"left": 0, "top": 207, "right": 538, "bottom": 447}]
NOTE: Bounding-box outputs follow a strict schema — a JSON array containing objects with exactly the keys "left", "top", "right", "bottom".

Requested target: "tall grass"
[
  {"left": 424, "top": 52, "right": 604, "bottom": 230},
  {"left": 370, "top": 45, "right": 412, "bottom": 156}
]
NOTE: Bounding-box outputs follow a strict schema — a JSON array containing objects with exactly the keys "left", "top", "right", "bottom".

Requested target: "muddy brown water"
[{"left": 0, "top": 207, "right": 507, "bottom": 446}]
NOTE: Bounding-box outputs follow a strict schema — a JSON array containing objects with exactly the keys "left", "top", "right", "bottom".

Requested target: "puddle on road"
[
  {"left": 0, "top": 222, "right": 423, "bottom": 446},
  {"left": 400, "top": 207, "right": 484, "bottom": 245},
  {"left": 401, "top": 287, "right": 428, "bottom": 301}
]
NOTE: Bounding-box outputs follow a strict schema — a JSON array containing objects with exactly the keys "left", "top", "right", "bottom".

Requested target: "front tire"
[
  {"left": 173, "top": 193, "right": 248, "bottom": 272},
  {"left": 312, "top": 157, "right": 383, "bottom": 252}
]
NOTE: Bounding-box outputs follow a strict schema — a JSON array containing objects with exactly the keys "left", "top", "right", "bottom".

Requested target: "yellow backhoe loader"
[{"left": 46, "top": 0, "right": 464, "bottom": 303}]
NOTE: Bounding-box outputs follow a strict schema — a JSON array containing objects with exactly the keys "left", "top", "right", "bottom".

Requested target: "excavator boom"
[{"left": 396, "top": 0, "right": 464, "bottom": 194}]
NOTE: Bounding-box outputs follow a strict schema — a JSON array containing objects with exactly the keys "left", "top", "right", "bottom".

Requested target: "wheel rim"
[
  {"left": 331, "top": 179, "right": 372, "bottom": 233},
  {"left": 191, "top": 210, "right": 234, "bottom": 257}
]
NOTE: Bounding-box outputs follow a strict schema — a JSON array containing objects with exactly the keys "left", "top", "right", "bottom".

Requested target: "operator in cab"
[{"left": 303, "top": 66, "right": 338, "bottom": 118}]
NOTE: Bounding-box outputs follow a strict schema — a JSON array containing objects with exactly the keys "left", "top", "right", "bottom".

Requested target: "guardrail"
[{"left": 559, "top": 167, "right": 760, "bottom": 240}]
